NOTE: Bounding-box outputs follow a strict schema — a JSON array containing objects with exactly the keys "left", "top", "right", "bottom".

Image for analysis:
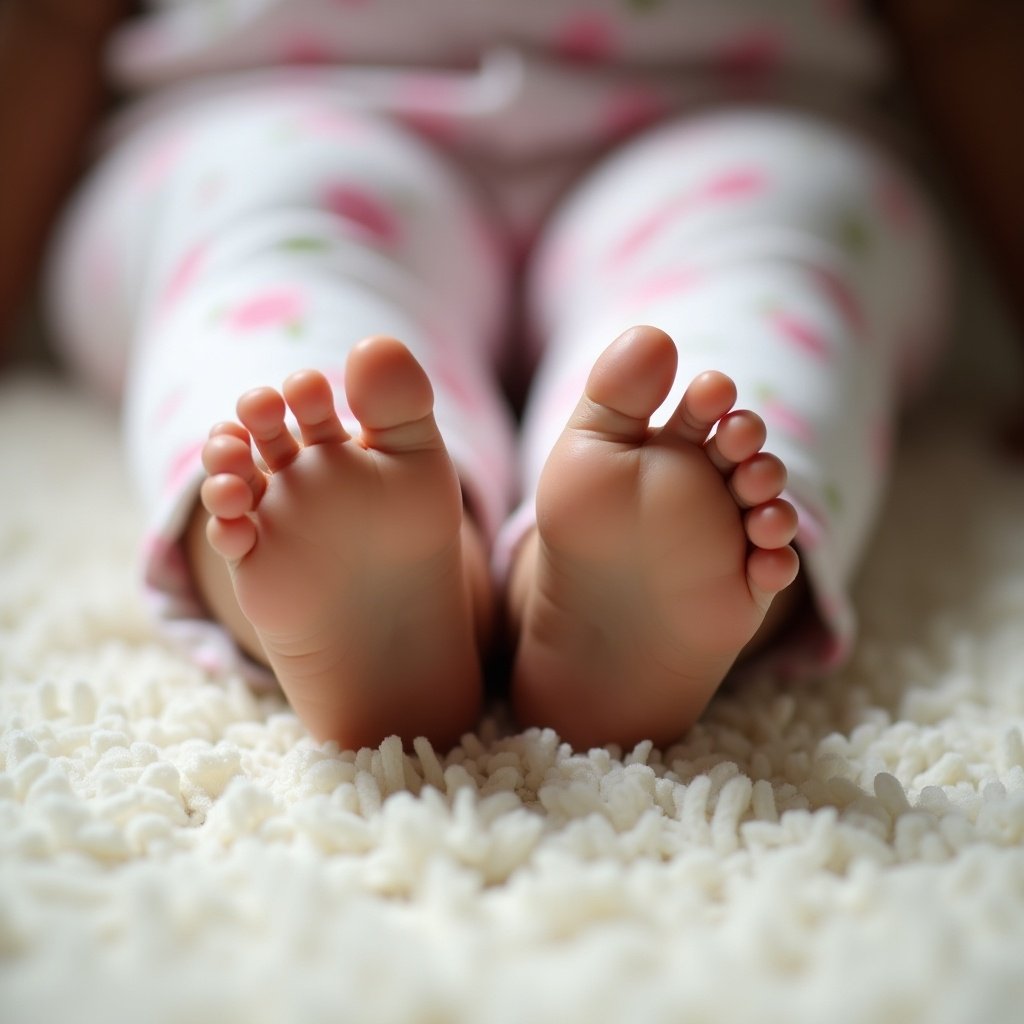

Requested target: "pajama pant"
[{"left": 47, "top": 76, "right": 948, "bottom": 677}]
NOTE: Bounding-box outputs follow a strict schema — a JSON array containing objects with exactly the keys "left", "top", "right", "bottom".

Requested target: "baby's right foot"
[
  {"left": 509, "top": 326, "right": 799, "bottom": 749},
  {"left": 198, "top": 337, "right": 487, "bottom": 749}
]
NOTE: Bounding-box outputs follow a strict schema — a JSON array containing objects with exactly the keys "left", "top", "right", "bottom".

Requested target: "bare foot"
[
  {"left": 196, "top": 336, "right": 488, "bottom": 749},
  {"left": 509, "top": 326, "right": 800, "bottom": 749}
]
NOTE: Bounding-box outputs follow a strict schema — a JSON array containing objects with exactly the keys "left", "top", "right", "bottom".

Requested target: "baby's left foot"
[
  {"left": 196, "top": 337, "right": 487, "bottom": 750},
  {"left": 509, "top": 326, "right": 799, "bottom": 749}
]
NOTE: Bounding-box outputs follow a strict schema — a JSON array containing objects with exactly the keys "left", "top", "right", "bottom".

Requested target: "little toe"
[
  {"left": 209, "top": 421, "right": 250, "bottom": 444},
  {"left": 572, "top": 325, "right": 678, "bottom": 443},
  {"left": 704, "top": 410, "right": 767, "bottom": 473},
  {"left": 729, "top": 452, "right": 788, "bottom": 508},
  {"left": 282, "top": 369, "right": 349, "bottom": 447},
  {"left": 202, "top": 433, "right": 267, "bottom": 503},
  {"left": 744, "top": 498, "right": 799, "bottom": 550},
  {"left": 346, "top": 336, "right": 444, "bottom": 454},
  {"left": 662, "top": 369, "right": 739, "bottom": 447},
  {"left": 747, "top": 545, "right": 800, "bottom": 604},
  {"left": 236, "top": 387, "right": 301, "bottom": 471},
  {"left": 206, "top": 514, "right": 258, "bottom": 562}
]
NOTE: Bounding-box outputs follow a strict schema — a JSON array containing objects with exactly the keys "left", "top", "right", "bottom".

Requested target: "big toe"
[
  {"left": 571, "top": 325, "right": 678, "bottom": 443},
  {"left": 345, "top": 335, "right": 444, "bottom": 454}
]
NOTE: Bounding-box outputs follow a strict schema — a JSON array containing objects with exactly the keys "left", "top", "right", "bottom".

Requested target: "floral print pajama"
[{"left": 47, "top": 0, "right": 949, "bottom": 676}]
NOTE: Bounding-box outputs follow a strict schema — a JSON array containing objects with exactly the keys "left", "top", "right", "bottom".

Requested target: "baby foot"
[
  {"left": 510, "top": 325, "right": 799, "bottom": 749},
  {"left": 199, "top": 336, "right": 487, "bottom": 749}
]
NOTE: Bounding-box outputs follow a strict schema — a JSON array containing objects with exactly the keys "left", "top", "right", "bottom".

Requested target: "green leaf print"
[
  {"left": 836, "top": 212, "right": 872, "bottom": 259},
  {"left": 823, "top": 481, "right": 843, "bottom": 515},
  {"left": 281, "top": 237, "right": 330, "bottom": 253}
]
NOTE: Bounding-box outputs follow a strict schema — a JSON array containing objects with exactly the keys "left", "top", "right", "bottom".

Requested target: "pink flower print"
[
  {"left": 280, "top": 34, "right": 336, "bottom": 66},
  {"left": 293, "top": 106, "right": 361, "bottom": 140},
  {"left": 160, "top": 241, "right": 207, "bottom": 312},
  {"left": 609, "top": 168, "right": 767, "bottom": 268},
  {"left": 619, "top": 267, "right": 703, "bottom": 308},
  {"left": 765, "top": 305, "right": 831, "bottom": 361},
  {"left": 323, "top": 183, "right": 402, "bottom": 248},
  {"left": 137, "top": 134, "right": 188, "bottom": 192},
  {"left": 697, "top": 168, "right": 767, "bottom": 203},
  {"left": 810, "top": 267, "right": 866, "bottom": 337},
  {"left": 716, "top": 27, "right": 784, "bottom": 78},
  {"left": 226, "top": 287, "right": 306, "bottom": 335},
  {"left": 759, "top": 396, "right": 817, "bottom": 448},
  {"left": 163, "top": 440, "right": 205, "bottom": 497},
  {"left": 601, "top": 86, "right": 667, "bottom": 142},
  {"left": 553, "top": 12, "right": 618, "bottom": 64}
]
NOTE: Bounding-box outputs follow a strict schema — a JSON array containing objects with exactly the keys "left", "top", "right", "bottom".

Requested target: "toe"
[
  {"left": 209, "top": 421, "right": 250, "bottom": 444},
  {"left": 747, "top": 546, "right": 800, "bottom": 603},
  {"left": 283, "top": 369, "right": 350, "bottom": 447},
  {"left": 729, "top": 452, "right": 788, "bottom": 508},
  {"left": 236, "top": 387, "right": 301, "bottom": 471},
  {"left": 704, "top": 410, "right": 766, "bottom": 473},
  {"left": 202, "top": 434, "right": 267, "bottom": 503},
  {"left": 744, "top": 498, "right": 799, "bottom": 549},
  {"left": 346, "top": 336, "right": 444, "bottom": 454},
  {"left": 662, "top": 370, "right": 737, "bottom": 445},
  {"left": 206, "top": 515, "right": 258, "bottom": 562},
  {"left": 201, "top": 473, "right": 254, "bottom": 520},
  {"left": 572, "top": 325, "right": 678, "bottom": 443}
]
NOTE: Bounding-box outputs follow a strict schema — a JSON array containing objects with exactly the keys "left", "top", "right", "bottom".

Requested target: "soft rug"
[{"left": 3, "top": 331, "right": 1024, "bottom": 1023}]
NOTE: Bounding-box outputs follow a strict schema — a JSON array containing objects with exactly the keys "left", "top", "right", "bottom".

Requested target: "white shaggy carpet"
[{"left": 3, "top": 316, "right": 1024, "bottom": 1022}]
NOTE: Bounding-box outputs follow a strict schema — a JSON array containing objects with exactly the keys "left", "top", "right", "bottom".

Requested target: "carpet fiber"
[{"left": 2, "top": 368, "right": 1024, "bottom": 1023}]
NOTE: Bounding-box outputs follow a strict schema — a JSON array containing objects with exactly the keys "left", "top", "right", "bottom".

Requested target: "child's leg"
[
  {"left": 506, "top": 108, "right": 949, "bottom": 748},
  {"left": 49, "top": 81, "right": 516, "bottom": 749}
]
